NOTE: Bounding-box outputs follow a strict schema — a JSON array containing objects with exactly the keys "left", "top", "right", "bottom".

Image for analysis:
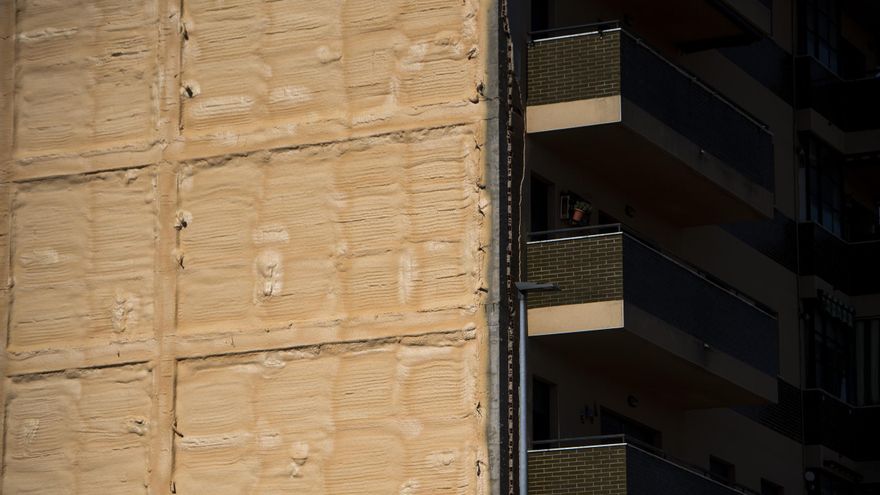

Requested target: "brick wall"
[
  {"left": 526, "top": 234, "right": 624, "bottom": 309},
  {"left": 527, "top": 31, "right": 621, "bottom": 106},
  {"left": 528, "top": 445, "right": 627, "bottom": 495}
]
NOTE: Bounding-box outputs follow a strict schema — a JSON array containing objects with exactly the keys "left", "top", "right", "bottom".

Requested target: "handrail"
[
  {"left": 531, "top": 433, "right": 626, "bottom": 448},
  {"left": 625, "top": 231, "right": 778, "bottom": 319},
  {"left": 804, "top": 387, "right": 880, "bottom": 410},
  {"left": 528, "top": 223, "right": 623, "bottom": 240},
  {"left": 528, "top": 20, "right": 621, "bottom": 42},
  {"left": 529, "top": 434, "right": 760, "bottom": 495},
  {"left": 619, "top": 30, "right": 771, "bottom": 135},
  {"left": 803, "top": 220, "right": 880, "bottom": 246},
  {"left": 798, "top": 54, "right": 880, "bottom": 85},
  {"left": 626, "top": 442, "right": 760, "bottom": 495},
  {"left": 526, "top": 21, "right": 772, "bottom": 135}
]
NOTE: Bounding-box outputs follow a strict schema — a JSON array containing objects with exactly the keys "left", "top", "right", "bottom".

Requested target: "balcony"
[
  {"left": 797, "top": 222, "right": 880, "bottom": 296},
  {"left": 796, "top": 56, "right": 880, "bottom": 137},
  {"left": 526, "top": 226, "right": 778, "bottom": 406},
  {"left": 529, "top": 436, "right": 758, "bottom": 495},
  {"left": 526, "top": 25, "right": 774, "bottom": 225},
  {"left": 529, "top": 0, "right": 770, "bottom": 52},
  {"left": 804, "top": 389, "right": 880, "bottom": 462}
]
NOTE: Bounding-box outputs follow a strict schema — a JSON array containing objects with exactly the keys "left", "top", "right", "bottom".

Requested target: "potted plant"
[{"left": 571, "top": 201, "right": 592, "bottom": 222}]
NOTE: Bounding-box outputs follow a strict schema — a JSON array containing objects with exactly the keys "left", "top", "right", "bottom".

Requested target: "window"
[
  {"left": 600, "top": 408, "right": 662, "bottom": 448},
  {"left": 761, "top": 479, "right": 784, "bottom": 495},
  {"left": 531, "top": 0, "right": 554, "bottom": 32},
  {"left": 816, "top": 471, "right": 856, "bottom": 495},
  {"left": 532, "top": 377, "right": 558, "bottom": 445},
  {"left": 709, "top": 456, "right": 736, "bottom": 484},
  {"left": 801, "top": 0, "right": 840, "bottom": 73},
  {"left": 800, "top": 134, "right": 843, "bottom": 236},
  {"left": 806, "top": 297, "right": 855, "bottom": 401},
  {"left": 855, "top": 318, "right": 880, "bottom": 406},
  {"left": 597, "top": 210, "right": 620, "bottom": 226},
  {"left": 843, "top": 198, "right": 880, "bottom": 242},
  {"left": 530, "top": 173, "right": 553, "bottom": 235}
]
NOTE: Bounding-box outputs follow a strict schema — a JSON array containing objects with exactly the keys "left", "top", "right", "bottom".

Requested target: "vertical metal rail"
[
  {"left": 515, "top": 282, "right": 560, "bottom": 494},
  {"left": 518, "top": 290, "right": 528, "bottom": 494}
]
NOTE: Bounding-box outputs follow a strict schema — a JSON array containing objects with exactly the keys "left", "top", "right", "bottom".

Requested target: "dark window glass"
[
  {"left": 709, "top": 456, "right": 736, "bottom": 484},
  {"left": 806, "top": 300, "right": 855, "bottom": 401},
  {"left": 818, "top": 471, "right": 856, "bottom": 495},
  {"left": 762, "top": 479, "right": 784, "bottom": 495},
  {"left": 600, "top": 409, "right": 661, "bottom": 448},
  {"left": 531, "top": 0, "right": 552, "bottom": 32},
  {"left": 800, "top": 135, "right": 843, "bottom": 236},
  {"left": 800, "top": 0, "right": 840, "bottom": 73},
  {"left": 855, "top": 318, "right": 880, "bottom": 406},
  {"left": 530, "top": 173, "right": 552, "bottom": 235},
  {"left": 532, "top": 377, "right": 557, "bottom": 443},
  {"left": 597, "top": 210, "right": 620, "bottom": 226}
]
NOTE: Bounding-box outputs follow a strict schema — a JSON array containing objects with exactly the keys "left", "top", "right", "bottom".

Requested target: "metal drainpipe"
[{"left": 516, "top": 282, "right": 560, "bottom": 494}]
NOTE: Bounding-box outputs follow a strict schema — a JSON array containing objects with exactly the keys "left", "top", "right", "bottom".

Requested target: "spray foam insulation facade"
[{"left": 0, "top": 0, "right": 498, "bottom": 492}]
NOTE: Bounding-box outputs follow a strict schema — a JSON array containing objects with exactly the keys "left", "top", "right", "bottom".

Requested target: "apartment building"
[{"left": 515, "top": 0, "right": 880, "bottom": 494}]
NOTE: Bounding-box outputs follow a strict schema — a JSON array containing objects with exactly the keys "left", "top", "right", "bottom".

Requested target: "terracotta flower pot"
[{"left": 572, "top": 208, "right": 585, "bottom": 222}]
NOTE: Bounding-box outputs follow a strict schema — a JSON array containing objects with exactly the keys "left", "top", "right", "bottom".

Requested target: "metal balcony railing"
[
  {"left": 798, "top": 222, "right": 880, "bottom": 296},
  {"left": 796, "top": 55, "right": 880, "bottom": 132},
  {"left": 527, "top": 225, "right": 779, "bottom": 375},
  {"left": 529, "top": 435, "right": 760, "bottom": 495},
  {"left": 803, "top": 388, "right": 880, "bottom": 462},
  {"left": 527, "top": 23, "right": 774, "bottom": 189}
]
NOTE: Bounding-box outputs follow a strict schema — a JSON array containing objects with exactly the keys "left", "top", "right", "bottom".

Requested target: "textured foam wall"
[
  {"left": 10, "top": 169, "right": 157, "bottom": 352},
  {"left": 174, "top": 336, "right": 480, "bottom": 494},
  {"left": 3, "top": 364, "right": 153, "bottom": 494},
  {"left": 13, "top": 0, "right": 160, "bottom": 160},
  {"left": 1, "top": 0, "right": 493, "bottom": 492},
  {"left": 176, "top": 127, "right": 481, "bottom": 337}
]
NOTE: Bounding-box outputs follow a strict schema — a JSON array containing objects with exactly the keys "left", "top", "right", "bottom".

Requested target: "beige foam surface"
[
  {"left": 1, "top": 0, "right": 494, "bottom": 491},
  {"left": 178, "top": 0, "right": 481, "bottom": 154},
  {"left": 9, "top": 168, "right": 157, "bottom": 352},
  {"left": 2, "top": 364, "right": 153, "bottom": 494},
  {"left": 13, "top": 0, "right": 160, "bottom": 161},
  {"left": 173, "top": 336, "right": 480, "bottom": 494},
  {"left": 176, "top": 125, "right": 483, "bottom": 338}
]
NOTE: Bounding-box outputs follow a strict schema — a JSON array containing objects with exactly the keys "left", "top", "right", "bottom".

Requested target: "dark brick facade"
[
  {"left": 526, "top": 234, "right": 623, "bottom": 309},
  {"left": 527, "top": 31, "right": 621, "bottom": 106},
  {"left": 528, "top": 445, "right": 627, "bottom": 495}
]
